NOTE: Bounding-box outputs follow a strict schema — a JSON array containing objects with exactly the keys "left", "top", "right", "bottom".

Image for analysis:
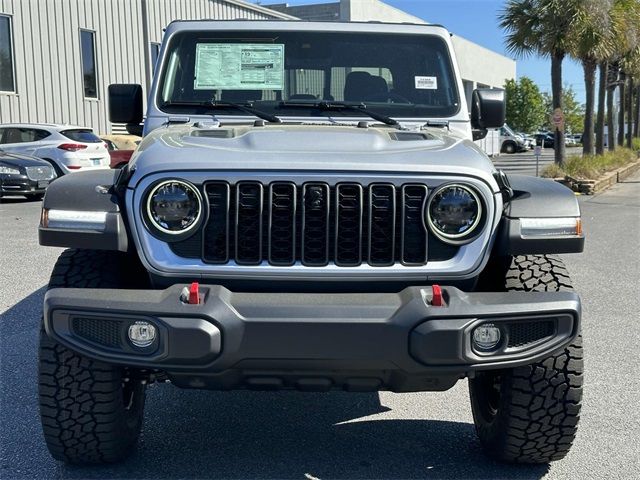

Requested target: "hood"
[
  {"left": 129, "top": 124, "right": 498, "bottom": 189},
  {"left": 0, "top": 151, "right": 50, "bottom": 167}
]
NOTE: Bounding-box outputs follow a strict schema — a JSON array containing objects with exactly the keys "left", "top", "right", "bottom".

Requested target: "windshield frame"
[{"left": 153, "top": 25, "right": 463, "bottom": 122}]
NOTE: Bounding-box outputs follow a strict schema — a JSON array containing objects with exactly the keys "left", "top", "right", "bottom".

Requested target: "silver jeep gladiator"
[{"left": 38, "top": 20, "right": 585, "bottom": 465}]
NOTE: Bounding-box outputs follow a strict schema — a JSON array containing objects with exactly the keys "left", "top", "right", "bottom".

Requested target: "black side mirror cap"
[
  {"left": 471, "top": 88, "right": 506, "bottom": 130},
  {"left": 108, "top": 84, "right": 143, "bottom": 124}
]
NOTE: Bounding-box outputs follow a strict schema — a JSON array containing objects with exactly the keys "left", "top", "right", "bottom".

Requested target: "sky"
[{"left": 252, "top": 0, "right": 587, "bottom": 104}]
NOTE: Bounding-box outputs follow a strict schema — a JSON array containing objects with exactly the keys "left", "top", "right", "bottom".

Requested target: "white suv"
[{"left": 0, "top": 123, "right": 110, "bottom": 175}]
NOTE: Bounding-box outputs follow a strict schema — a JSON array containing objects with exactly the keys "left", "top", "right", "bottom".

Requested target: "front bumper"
[
  {"left": 1, "top": 176, "right": 50, "bottom": 195},
  {"left": 44, "top": 285, "right": 581, "bottom": 392}
]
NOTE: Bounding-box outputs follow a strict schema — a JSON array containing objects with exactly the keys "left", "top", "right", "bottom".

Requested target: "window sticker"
[
  {"left": 415, "top": 76, "right": 438, "bottom": 90},
  {"left": 194, "top": 43, "right": 285, "bottom": 90}
]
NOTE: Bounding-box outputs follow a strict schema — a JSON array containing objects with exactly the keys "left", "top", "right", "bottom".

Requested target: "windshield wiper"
[
  {"left": 161, "top": 100, "right": 282, "bottom": 124},
  {"left": 279, "top": 100, "right": 401, "bottom": 128}
]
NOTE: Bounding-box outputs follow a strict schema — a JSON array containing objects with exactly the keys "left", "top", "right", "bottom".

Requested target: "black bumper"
[
  {"left": 1, "top": 176, "right": 49, "bottom": 195},
  {"left": 43, "top": 285, "right": 581, "bottom": 392}
]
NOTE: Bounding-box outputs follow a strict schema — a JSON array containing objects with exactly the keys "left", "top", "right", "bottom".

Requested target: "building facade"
[
  {"left": 268, "top": 0, "right": 517, "bottom": 97},
  {"left": 0, "top": 0, "right": 294, "bottom": 134}
]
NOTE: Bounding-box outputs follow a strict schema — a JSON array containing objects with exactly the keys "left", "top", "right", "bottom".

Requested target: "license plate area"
[
  {"left": 91, "top": 158, "right": 102, "bottom": 166},
  {"left": 38, "top": 180, "right": 49, "bottom": 188}
]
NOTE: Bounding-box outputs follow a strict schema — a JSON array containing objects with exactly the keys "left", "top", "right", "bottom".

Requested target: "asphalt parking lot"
[
  {"left": 1, "top": 172, "right": 639, "bottom": 480},
  {"left": 491, "top": 147, "right": 582, "bottom": 176}
]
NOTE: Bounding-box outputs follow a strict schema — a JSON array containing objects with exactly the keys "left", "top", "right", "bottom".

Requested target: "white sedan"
[{"left": 0, "top": 123, "right": 110, "bottom": 175}]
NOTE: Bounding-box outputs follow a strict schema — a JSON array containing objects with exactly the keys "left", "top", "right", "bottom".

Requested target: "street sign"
[
  {"left": 534, "top": 145, "right": 542, "bottom": 177},
  {"left": 552, "top": 108, "right": 565, "bottom": 132}
]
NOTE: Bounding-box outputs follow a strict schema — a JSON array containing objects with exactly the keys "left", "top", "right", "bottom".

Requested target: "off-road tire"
[
  {"left": 39, "top": 249, "right": 148, "bottom": 464},
  {"left": 469, "top": 254, "right": 583, "bottom": 463}
]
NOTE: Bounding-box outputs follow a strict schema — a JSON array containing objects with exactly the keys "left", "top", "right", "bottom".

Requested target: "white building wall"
[
  {"left": 0, "top": 0, "right": 292, "bottom": 134},
  {"left": 342, "top": 0, "right": 425, "bottom": 24}
]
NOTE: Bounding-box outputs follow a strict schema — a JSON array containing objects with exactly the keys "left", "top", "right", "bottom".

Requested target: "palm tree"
[
  {"left": 595, "top": 0, "right": 640, "bottom": 151},
  {"left": 500, "top": 0, "right": 583, "bottom": 166},
  {"left": 596, "top": 62, "right": 608, "bottom": 154},
  {"left": 569, "top": 0, "right": 615, "bottom": 155},
  {"left": 611, "top": 0, "right": 640, "bottom": 146}
]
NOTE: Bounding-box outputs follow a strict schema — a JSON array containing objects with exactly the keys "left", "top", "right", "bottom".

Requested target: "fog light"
[
  {"left": 473, "top": 323, "right": 501, "bottom": 351},
  {"left": 128, "top": 321, "right": 157, "bottom": 348}
]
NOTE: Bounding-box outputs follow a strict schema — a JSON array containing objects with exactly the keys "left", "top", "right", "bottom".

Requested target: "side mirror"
[
  {"left": 471, "top": 89, "right": 506, "bottom": 137},
  {"left": 108, "top": 84, "right": 143, "bottom": 125}
]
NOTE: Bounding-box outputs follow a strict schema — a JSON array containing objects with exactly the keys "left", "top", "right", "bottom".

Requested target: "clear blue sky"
[{"left": 254, "top": 0, "right": 587, "bottom": 104}]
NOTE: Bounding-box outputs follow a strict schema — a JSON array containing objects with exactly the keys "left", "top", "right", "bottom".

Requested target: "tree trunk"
[
  {"left": 595, "top": 62, "right": 607, "bottom": 155},
  {"left": 551, "top": 52, "right": 566, "bottom": 165},
  {"left": 627, "top": 76, "right": 634, "bottom": 148},
  {"left": 635, "top": 84, "right": 640, "bottom": 138},
  {"left": 582, "top": 59, "right": 596, "bottom": 155},
  {"left": 607, "top": 64, "right": 616, "bottom": 151},
  {"left": 618, "top": 71, "right": 626, "bottom": 147}
]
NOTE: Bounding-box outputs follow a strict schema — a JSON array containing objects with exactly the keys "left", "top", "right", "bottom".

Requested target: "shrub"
[
  {"left": 542, "top": 148, "right": 639, "bottom": 180},
  {"left": 633, "top": 138, "right": 640, "bottom": 152}
]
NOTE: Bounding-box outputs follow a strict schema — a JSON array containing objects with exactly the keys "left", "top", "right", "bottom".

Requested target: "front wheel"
[
  {"left": 470, "top": 255, "right": 583, "bottom": 463},
  {"left": 39, "top": 249, "right": 148, "bottom": 464}
]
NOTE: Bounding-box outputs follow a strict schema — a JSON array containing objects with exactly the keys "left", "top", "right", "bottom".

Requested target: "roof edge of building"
[{"left": 222, "top": 0, "right": 299, "bottom": 20}]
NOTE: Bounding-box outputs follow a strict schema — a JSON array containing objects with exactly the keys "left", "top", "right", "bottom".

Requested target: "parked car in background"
[
  {"left": 516, "top": 132, "right": 535, "bottom": 150},
  {"left": 499, "top": 124, "right": 528, "bottom": 153},
  {"left": 101, "top": 134, "right": 140, "bottom": 169},
  {"left": 0, "top": 124, "right": 110, "bottom": 176},
  {"left": 0, "top": 148, "right": 56, "bottom": 200},
  {"left": 535, "top": 133, "right": 555, "bottom": 148},
  {"left": 565, "top": 136, "right": 577, "bottom": 147}
]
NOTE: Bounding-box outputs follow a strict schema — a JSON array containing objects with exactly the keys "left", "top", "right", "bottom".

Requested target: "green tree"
[
  {"left": 504, "top": 77, "right": 546, "bottom": 132},
  {"left": 500, "top": 0, "right": 584, "bottom": 166},
  {"left": 542, "top": 88, "right": 585, "bottom": 134},
  {"left": 568, "top": 0, "right": 615, "bottom": 155}
]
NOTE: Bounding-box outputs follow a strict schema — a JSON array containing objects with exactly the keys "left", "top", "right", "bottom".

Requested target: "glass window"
[
  {"left": 0, "top": 15, "right": 15, "bottom": 92},
  {"left": 2, "top": 128, "right": 50, "bottom": 144},
  {"left": 151, "top": 42, "right": 161, "bottom": 75},
  {"left": 61, "top": 129, "right": 102, "bottom": 143},
  {"left": 80, "top": 30, "right": 98, "bottom": 98},
  {"left": 157, "top": 30, "right": 460, "bottom": 119}
]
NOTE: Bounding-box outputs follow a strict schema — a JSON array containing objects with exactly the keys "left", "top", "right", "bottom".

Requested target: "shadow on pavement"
[{"left": 1, "top": 288, "right": 548, "bottom": 480}]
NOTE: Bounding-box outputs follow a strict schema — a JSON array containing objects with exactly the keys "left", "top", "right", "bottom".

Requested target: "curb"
[{"left": 559, "top": 158, "right": 640, "bottom": 195}]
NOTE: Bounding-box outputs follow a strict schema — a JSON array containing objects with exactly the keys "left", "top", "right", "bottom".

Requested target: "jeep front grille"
[{"left": 170, "top": 181, "right": 459, "bottom": 267}]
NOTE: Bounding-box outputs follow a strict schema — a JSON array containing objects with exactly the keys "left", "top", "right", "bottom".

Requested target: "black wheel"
[
  {"left": 502, "top": 142, "right": 516, "bottom": 154},
  {"left": 470, "top": 255, "right": 583, "bottom": 464},
  {"left": 39, "top": 249, "right": 149, "bottom": 464},
  {"left": 26, "top": 193, "right": 45, "bottom": 201}
]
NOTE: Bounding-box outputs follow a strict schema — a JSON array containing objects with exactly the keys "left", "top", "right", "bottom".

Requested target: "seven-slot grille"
[{"left": 173, "top": 181, "right": 441, "bottom": 267}]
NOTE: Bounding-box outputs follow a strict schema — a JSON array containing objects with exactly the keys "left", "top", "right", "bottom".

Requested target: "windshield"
[
  {"left": 61, "top": 129, "right": 102, "bottom": 143},
  {"left": 157, "top": 30, "right": 460, "bottom": 119}
]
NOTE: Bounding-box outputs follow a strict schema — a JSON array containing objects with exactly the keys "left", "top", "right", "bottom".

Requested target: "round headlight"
[
  {"left": 427, "top": 184, "right": 483, "bottom": 244},
  {"left": 145, "top": 180, "right": 202, "bottom": 236}
]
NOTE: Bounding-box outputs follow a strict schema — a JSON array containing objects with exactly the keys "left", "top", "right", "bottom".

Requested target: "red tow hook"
[
  {"left": 431, "top": 285, "right": 444, "bottom": 307},
  {"left": 188, "top": 282, "right": 200, "bottom": 305}
]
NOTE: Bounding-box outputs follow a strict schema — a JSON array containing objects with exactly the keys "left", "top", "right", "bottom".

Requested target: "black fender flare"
[
  {"left": 495, "top": 175, "right": 584, "bottom": 255},
  {"left": 39, "top": 169, "right": 129, "bottom": 252}
]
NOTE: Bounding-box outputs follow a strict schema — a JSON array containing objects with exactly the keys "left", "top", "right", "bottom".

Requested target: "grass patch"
[
  {"left": 542, "top": 147, "right": 639, "bottom": 180},
  {"left": 633, "top": 138, "right": 640, "bottom": 152}
]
